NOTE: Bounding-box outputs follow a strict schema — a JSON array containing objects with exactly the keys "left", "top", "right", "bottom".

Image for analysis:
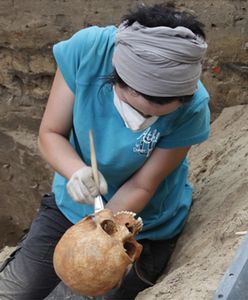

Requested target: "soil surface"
[
  {"left": 0, "top": 0, "right": 248, "bottom": 299},
  {"left": 137, "top": 104, "right": 248, "bottom": 299}
]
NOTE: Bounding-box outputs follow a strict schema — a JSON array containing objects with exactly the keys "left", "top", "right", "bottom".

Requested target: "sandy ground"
[
  {"left": 136, "top": 104, "right": 248, "bottom": 299},
  {"left": 1, "top": 104, "right": 248, "bottom": 299}
]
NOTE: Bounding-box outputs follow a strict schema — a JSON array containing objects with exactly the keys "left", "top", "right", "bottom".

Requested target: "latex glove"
[{"left": 66, "top": 166, "right": 108, "bottom": 205}]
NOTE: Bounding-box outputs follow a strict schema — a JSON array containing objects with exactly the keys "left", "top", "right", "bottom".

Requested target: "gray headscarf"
[{"left": 112, "top": 21, "right": 208, "bottom": 97}]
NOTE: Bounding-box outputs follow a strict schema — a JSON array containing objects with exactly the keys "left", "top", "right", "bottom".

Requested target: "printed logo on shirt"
[{"left": 133, "top": 128, "right": 160, "bottom": 157}]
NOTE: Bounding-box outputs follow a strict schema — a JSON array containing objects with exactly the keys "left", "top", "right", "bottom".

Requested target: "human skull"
[{"left": 53, "top": 209, "right": 143, "bottom": 296}]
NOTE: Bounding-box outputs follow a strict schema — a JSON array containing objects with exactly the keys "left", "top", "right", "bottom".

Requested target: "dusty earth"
[
  {"left": 136, "top": 104, "right": 248, "bottom": 299},
  {"left": 0, "top": 0, "right": 248, "bottom": 299}
]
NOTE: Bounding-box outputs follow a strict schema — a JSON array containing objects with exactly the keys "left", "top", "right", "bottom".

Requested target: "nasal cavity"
[{"left": 123, "top": 241, "right": 136, "bottom": 258}]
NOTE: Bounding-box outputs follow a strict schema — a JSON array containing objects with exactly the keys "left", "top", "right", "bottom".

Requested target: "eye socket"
[{"left": 100, "top": 220, "right": 117, "bottom": 235}]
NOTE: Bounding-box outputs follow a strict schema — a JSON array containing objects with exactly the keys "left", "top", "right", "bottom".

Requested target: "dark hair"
[
  {"left": 106, "top": 3, "right": 206, "bottom": 105},
  {"left": 122, "top": 3, "right": 205, "bottom": 39}
]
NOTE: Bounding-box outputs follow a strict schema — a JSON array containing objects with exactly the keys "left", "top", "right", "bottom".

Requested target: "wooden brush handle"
[{"left": 89, "top": 129, "right": 100, "bottom": 193}]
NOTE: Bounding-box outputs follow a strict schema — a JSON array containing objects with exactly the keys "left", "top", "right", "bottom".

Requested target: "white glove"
[{"left": 66, "top": 166, "right": 108, "bottom": 205}]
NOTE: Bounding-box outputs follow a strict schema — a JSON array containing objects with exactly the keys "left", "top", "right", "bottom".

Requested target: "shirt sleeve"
[
  {"left": 157, "top": 97, "right": 211, "bottom": 149},
  {"left": 52, "top": 26, "right": 98, "bottom": 93}
]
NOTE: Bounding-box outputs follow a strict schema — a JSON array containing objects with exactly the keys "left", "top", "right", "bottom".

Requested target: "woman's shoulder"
[
  {"left": 53, "top": 25, "right": 117, "bottom": 57},
  {"left": 191, "top": 80, "right": 210, "bottom": 110},
  {"left": 69, "top": 25, "right": 117, "bottom": 46},
  {"left": 176, "top": 80, "right": 209, "bottom": 119}
]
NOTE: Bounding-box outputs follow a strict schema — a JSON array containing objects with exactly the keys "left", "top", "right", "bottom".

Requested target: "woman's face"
[{"left": 115, "top": 84, "right": 182, "bottom": 117}]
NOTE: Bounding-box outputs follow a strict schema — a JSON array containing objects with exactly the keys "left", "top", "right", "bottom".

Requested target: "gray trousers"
[{"left": 0, "top": 193, "right": 178, "bottom": 300}]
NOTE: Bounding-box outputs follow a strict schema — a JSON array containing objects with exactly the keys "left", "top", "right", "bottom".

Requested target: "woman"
[{"left": 0, "top": 3, "right": 210, "bottom": 300}]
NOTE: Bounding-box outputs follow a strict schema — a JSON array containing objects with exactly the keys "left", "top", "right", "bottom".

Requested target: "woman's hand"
[{"left": 67, "top": 166, "right": 108, "bottom": 205}]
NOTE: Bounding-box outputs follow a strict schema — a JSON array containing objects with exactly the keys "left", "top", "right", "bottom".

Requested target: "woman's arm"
[
  {"left": 38, "top": 68, "right": 86, "bottom": 179},
  {"left": 106, "top": 145, "right": 191, "bottom": 213}
]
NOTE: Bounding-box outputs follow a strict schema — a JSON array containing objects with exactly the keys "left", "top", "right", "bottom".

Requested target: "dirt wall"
[{"left": 1, "top": 0, "right": 248, "bottom": 115}]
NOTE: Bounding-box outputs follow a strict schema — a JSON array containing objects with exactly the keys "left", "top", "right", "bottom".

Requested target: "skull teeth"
[
  {"left": 114, "top": 211, "right": 143, "bottom": 233},
  {"left": 116, "top": 211, "right": 136, "bottom": 218},
  {"left": 137, "top": 217, "right": 143, "bottom": 231}
]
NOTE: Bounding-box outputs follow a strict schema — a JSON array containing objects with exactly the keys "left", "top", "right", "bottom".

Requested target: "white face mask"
[{"left": 113, "top": 88, "right": 158, "bottom": 132}]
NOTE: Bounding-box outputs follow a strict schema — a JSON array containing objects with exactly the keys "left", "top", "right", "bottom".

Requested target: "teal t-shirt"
[{"left": 52, "top": 25, "right": 210, "bottom": 240}]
